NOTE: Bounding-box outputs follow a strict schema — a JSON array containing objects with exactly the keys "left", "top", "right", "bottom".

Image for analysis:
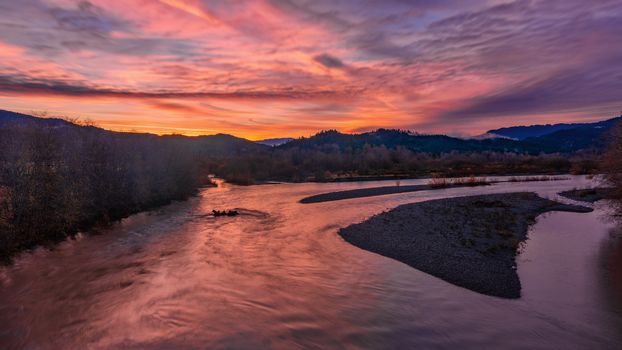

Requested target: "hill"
[
  {"left": 0, "top": 109, "right": 267, "bottom": 156},
  {"left": 279, "top": 118, "right": 619, "bottom": 154},
  {"left": 280, "top": 129, "right": 523, "bottom": 153},
  {"left": 0, "top": 110, "right": 76, "bottom": 128},
  {"left": 487, "top": 116, "right": 622, "bottom": 140},
  {"left": 4, "top": 109, "right": 618, "bottom": 155}
]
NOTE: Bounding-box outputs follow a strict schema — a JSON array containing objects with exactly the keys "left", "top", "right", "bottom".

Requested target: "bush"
[
  {"left": 0, "top": 122, "right": 201, "bottom": 261},
  {"left": 428, "top": 174, "right": 449, "bottom": 188},
  {"left": 603, "top": 122, "right": 622, "bottom": 214}
]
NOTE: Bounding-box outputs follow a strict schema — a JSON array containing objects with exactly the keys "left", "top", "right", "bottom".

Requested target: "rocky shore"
[
  {"left": 338, "top": 192, "right": 592, "bottom": 298},
  {"left": 558, "top": 188, "right": 612, "bottom": 203},
  {"left": 300, "top": 181, "right": 491, "bottom": 204}
]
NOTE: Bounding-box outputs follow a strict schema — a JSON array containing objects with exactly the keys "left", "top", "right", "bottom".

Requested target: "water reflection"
[
  {"left": 597, "top": 218, "right": 622, "bottom": 344},
  {"left": 0, "top": 176, "right": 621, "bottom": 349}
]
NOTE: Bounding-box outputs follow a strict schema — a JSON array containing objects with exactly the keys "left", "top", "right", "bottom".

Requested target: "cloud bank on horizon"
[{"left": 0, "top": 0, "right": 620, "bottom": 138}]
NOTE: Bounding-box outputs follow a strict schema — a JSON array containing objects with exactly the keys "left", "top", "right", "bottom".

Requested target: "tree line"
[
  {"left": 0, "top": 121, "right": 203, "bottom": 261},
  {"left": 603, "top": 121, "right": 622, "bottom": 215},
  {"left": 210, "top": 145, "right": 600, "bottom": 185}
]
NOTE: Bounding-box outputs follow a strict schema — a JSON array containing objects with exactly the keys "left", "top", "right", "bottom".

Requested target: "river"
[{"left": 1, "top": 176, "right": 621, "bottom": 349}]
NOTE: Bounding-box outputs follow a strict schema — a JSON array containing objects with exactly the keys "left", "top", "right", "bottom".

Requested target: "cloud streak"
[{"left": 0, "top": 74, "right": 354, "bottom": 100}]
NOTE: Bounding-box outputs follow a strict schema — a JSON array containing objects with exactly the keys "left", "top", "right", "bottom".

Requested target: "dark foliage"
[
  {"left": 212, "top": 145, "right": 600, "bottom": 184},
  {"left": 279, "top": 124, "right": 618, "bottom": 154},
  {"left": 603, "top": 121, "right": 622, "bottom": 215},
  {"left": 488, "top": 116, "right": 622, "bottom": 140},
  {"left": 0, "top": 118, "right": 204, "bottom": 261}
]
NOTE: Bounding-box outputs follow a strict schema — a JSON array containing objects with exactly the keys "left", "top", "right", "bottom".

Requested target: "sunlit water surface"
[{"left": 1, "top": 176, "right": 621, "bottom": 349}]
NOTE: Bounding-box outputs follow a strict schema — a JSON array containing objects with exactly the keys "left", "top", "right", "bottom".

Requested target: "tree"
[{"left": 603, "top": 121, "right": 622, "bottom": 214}]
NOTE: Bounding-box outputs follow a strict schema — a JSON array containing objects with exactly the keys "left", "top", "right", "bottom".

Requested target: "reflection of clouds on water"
[
  {"left": 0, "top": 175, "right": 621, "bottom": 349},
  {"left": 599, "top": 222, "right": 622, "bottom": 307},
  {"left": 596, "top": 221, "right": 622, "bottom": 343}
]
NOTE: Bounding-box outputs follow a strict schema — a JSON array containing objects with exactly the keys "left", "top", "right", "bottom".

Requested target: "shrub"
[{"left": 602, "top": 121, "right": 622, "bottom": 214}]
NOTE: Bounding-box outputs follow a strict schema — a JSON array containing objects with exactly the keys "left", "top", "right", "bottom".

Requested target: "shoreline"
[
  {"left": 229, "top": 173, "right": 580, "bottom": 187},
  {"left": 558, "top": 188, "right": 612, "bottom": 203},
  {"left": 300, "top": 175, "right": 578, "bottom": 203},
  {"left": 300, "top": 183, "right": 490, "bottom": 203},
  {"left": 338, "top": 192, "right": 592, "bottom": 298},
  {"left": 322, "top": 173, "right": 574, "bottom": 183}
]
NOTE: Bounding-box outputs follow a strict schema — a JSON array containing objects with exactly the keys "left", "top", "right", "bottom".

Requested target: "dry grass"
[
  {"left": 602, "top": 122, "right": 622, "bottom": 214},
  {"left": 428, "top": 176, "right": 450, "bottom": 188},
  {"left": 428, "top": 175, "right": 490, "bottom": 188},
  {"left": 508, "top": 175, "right": 570, "bottom": 182}
]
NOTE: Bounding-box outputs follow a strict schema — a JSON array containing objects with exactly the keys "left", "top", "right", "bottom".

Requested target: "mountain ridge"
[
  {"left": 2, "top": 109, "right": 620, "bottom": 155},
  {"left": 486, "top": 116, "right": 622, "bottom": 140}
]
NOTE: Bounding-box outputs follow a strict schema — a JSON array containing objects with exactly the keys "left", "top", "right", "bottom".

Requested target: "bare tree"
[{"left": 603, "top": 121, "right": 622, "bottom": 213}]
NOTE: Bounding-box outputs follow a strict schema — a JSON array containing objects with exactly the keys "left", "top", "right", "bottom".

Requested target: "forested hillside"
[{"left": 487, "top": 116, "right": 622, "bottom": 140}]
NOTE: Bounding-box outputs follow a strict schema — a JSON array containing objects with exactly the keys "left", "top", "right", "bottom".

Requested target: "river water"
[{"left": 1, "top": 176, "right": 621, "bottom": 349}]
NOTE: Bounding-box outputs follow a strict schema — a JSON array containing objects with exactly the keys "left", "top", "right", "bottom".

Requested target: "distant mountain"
[
  {"left": 487, "top": 116, "right": 622, "bottom": 140},
  {"left": 520, "top": 120, "right": 619, "bottom": 153},
  {"left": 281, "top": 115, "right": 620, "bottom": 154},
  {"left": 2, "top": 109, "right": 619, "bottom": 155},
  {"left": 191, "top": 134, "right": 268, "bottom": 156},
  {"left": 255, "top": 137, "right": 294, "bottom": 147}
]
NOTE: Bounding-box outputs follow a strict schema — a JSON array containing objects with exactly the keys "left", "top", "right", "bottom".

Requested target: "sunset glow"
[{"left": 1, "top": 0, "right": 621, "bottom": 139}]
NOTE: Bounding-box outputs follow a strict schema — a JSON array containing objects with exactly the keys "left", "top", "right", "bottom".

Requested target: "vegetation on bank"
[
  {"left": 299, "top": 180, "right": 492, "bottom": 204},
  {"left": 559, "top": 188, "right": 612, "bottom": 203},
  {"left": 212, "top": 147, "right": 600, "bottom": 184},
  {"left": 507, "top": 175, "right": 570, "bottom": 182},
  {"left": 603, "top": 121, "right": 622, "bottom": 215},
  {"left": 0, "top": 120, "right": 204, "bottom": 261},
  {"left": 427, "top": 175, "right": 491, "bottom": 188}
]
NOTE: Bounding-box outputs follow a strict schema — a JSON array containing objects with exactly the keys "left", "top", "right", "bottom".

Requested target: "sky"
[{"left": 0, "top": 0, "right": 621, "bottom": 139}]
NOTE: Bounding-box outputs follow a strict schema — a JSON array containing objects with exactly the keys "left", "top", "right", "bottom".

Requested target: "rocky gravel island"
[{"left": 339, "top": 192, "right": 593, "bottom": 298}]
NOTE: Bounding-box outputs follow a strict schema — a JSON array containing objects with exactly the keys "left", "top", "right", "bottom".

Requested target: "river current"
[{"left": 1, "top": 176, "right": 621, "bottom": 349}]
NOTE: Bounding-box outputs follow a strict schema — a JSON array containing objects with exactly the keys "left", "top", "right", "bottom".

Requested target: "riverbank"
[
  {"left": 338, "top": 192, "right": 592, "bottom": 298},
  {"left": 559, "top": 188, "right": 612, "bottom": 203},
  {"left": 300, "top": 181, "right": 492, "bottom": 203},
  {"left": 299, "top": 175, "right": 576, "bottom": 203}
]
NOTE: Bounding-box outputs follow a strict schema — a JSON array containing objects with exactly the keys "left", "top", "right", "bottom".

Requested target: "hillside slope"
[{"left": 487, "top": 116, "right": 621, "bottom": 140}]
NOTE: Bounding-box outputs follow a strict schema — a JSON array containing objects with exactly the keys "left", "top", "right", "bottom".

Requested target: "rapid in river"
[{"left": 1, "top": 176, "right": 621, "bottom": 349}]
